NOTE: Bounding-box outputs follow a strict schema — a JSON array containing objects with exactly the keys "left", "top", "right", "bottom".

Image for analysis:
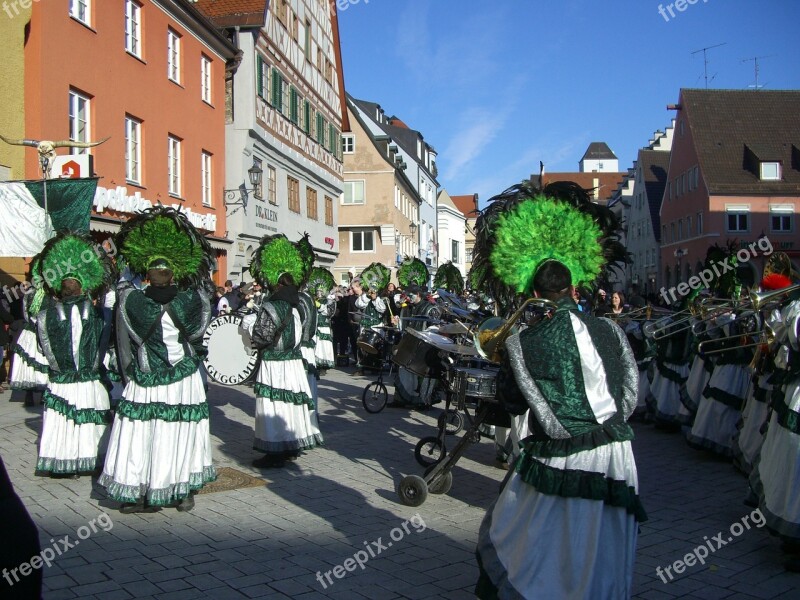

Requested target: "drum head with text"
[{"left": 202, "top": 314, "right": 258, "bottom": 386}]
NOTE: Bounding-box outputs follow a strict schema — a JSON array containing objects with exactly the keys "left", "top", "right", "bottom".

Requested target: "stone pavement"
[{"left": 0, "top": 365, "right": 798, "bottom": 600}]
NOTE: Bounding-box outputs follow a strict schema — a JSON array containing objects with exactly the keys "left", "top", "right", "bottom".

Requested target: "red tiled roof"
[
  {"left": 193, "top": 0, "right": 268, "bottom": 27},
  {"left": 539, "top": 172, "right": 626, "bottom": 204},
  {"left": 450, "top": 194, "right": 479, "bottom": 217}
]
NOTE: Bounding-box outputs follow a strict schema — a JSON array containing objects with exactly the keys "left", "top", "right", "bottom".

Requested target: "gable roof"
[
  {"left": 638, "top": 149, "right": 671, "bottom": 241},
  {"left": 581, "top": 142, "right": 618, "bottom": 161},
  {"left": 449, "top": 194, "right": 479, "bottom": 218},
  {"left": 679, "top": 88, "right": 800, "bottom": 195},
  {"left": 194, "top": 0, "right": 268, "bottom": 28},
  {"left": 349, "top": 95, "right": 438, "bottom": 182}
]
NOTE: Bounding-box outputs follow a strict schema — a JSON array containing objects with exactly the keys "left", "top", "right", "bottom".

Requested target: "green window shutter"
[
  {"left": 290, "top": 87, "right": 298, "bottom": 123},
  {"left": 271, "top": 68, "right": 281, "bottom": 109},
  {"left": 316, "top": 114, "right": 324, "bottom": 144},
  {"left": 256, "top": 55, "right": 264, "bottom": 98},
  {"left": 304, "top": 101, "right": 311, "bottom": 134}
]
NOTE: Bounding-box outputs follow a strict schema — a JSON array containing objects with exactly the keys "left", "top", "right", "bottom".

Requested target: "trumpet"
[
  {"left": 749, "top": 283, "right": 800, "bottom": 311},
  {"left": 697, "top": 323, "right": 775, "bottom": 356},
  {"left": 474, "top": 297, "right": 558, "bottom": 363}
]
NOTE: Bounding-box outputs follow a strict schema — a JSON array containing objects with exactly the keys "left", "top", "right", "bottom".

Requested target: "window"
[
  {"left": 726, "top": 211, "right": 749, "bottom": 233},
  {"left": 276, "top": 0, "right": 289, "bottom": 28},
  {"left": 69, "top": 0, "right": 90, "bottom": 25},
  {"left": 394, "top": 185, "right": 400, "bottom": 209},
  {"left": 289, "top": 87, "right": 299, "bottom": 124},
  {"left": 770, "top": 206, "right": 794, "bottom": 232},
  {"left": 288, "top": 176, "right": 300, "bottom": 213},
  {"left": 325, "top": 195, "right": 333, "bottom": 226},
  {"left": 670, "top": 223, "right": 675, "bottom": 242},
  {"left": 687, "top": 216, "right": 692, "bottom": 237},
  {"left": 343, "top": 181, "right": 364, "bottom": 205},
  {"left": 303, "top": 100, "right": 311, "bottom": 134},
  {"left": 201, "top": 152, "right": 212, "bottom": 207},
  {"left": 201, "top": 56, "right": 212, "bottom": 103},
  {"left": 466, "top": 247, "right": 473, "bottom": 263},
  {"left": 256, "top": 54, "right": 269, "bottom": 100},
  {"left": 306, "top": 187, "right": 318, "bottom": 220},
  {"left": 125, "top": 1, "right": 142, "bottom": 57},
  {"left": 697, "top": 212, "right": 703, "bottom": 235},
  {"left": 68, "top": 89, "right": 91, "bottom": 154},
  {"left": 761, "top": 162, "right": 782, "bottom": 181},
  {"left": 271, "top": 68, "right": 284, "bottom": 111},
  {"left": 252, "top": 157, "right": 263, "bottom": 199},
  {"left": 125, "top": 116, "right": 141, "bottom": 184},
  {"left": 168, "top": 135, "right": 181, "bottom": 196},
  {"left": 167, "top": 29, "right": 181, "bottom": 83},
  {"left": 351, "top": 230, "right": 374, "bottom": 252},
  {"left": 304, "top": 19, "right": 312, "bottom": 60},
  {"left": 678, "top": 219, "right": 683, "bottom": 240},
  {"left": 316, "top": 113, "right": 326, "bottom": 146},
  {"left": 451, "top": 240, "right": 460, "bottom": 264},
  {"left": 267, "top": 165, "right": 276, "bottom": 205},
  {"left": 342, "top": 134, "right": 354, "bottom": 154}
]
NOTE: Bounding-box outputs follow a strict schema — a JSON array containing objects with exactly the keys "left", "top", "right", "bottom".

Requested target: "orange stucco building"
[{"left": 20, "top": 0, "right": 238, "bottom": 281}]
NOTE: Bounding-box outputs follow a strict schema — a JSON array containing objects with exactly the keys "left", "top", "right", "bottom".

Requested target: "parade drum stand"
[
  {"left": 202, "top": 312, "right": 258, "bottom": 385},
  {"left": 396, "top": 355, "right": 499, "bottom": 507}
]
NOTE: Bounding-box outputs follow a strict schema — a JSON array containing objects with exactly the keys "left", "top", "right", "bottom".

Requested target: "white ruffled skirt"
[
  {"left": 733, "top": 375, "right": 770, "bottom": 474},
  {"left": 315, "top": 325, "right": 335, "bottom": 369},
  {"left": 37, "top": 380, "right": 110, "bottom": 473},
  {"left": 647, "top": 362, "right": 690, "bottom": 423},
  {"left": 99, "top": 370, "right": 216, "bottom": 506},
  {"left": 10, "top": 328, "right": 49, "bottom": 389},
  {"left": 687, "top": 364, "right": 750, "bottom": 456},
  {"left": 254, "top": 358, "right": 322, "bottom": 454}
]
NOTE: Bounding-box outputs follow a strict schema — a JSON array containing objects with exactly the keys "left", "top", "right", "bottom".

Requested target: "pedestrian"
[
  {"left": 473, "top": 184, "right": 643, "bottom": 599},
  {"left": 33, "top": 233, "right": 114, "bottom": 478},
  {"left": 100, "top": 207, "right": 216, "bottom": 513},
  {"left": 244, "top": 235, "right": 322, "bottom": 468}
]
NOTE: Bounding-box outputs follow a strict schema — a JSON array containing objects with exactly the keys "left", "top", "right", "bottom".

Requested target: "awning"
[
  {"left": 207, "top": 237, "right": 233, "bottom": 251},
  {"left": 90, "top": 218, "right": 122, "bottom": 234}
]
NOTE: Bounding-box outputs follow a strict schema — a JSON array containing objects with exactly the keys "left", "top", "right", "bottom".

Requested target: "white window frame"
[
  {"left": 267, "top": 165, "right": 277, "bottom": 205},
  {"left": 770, "top": 205, "right": 794, "bottom": 233},
  {"left": 167, "top": 28, "right": 181, "bottom": 84},
  {"left": 69, "top": 0, "right": 90, "bottom": 25},
  {"left": 68, "top": 89, "right": 91, "bottom": 155},
  {"left": 451, "top": 239, "right": 460, "bottom": 264},
  {"left": 351, "top": 229, "right": 375, "bottom": 253},
  {"left": 168, "top": 135, "right": 182, "bottom": 197},
  {"left": 725, "top": 206, "right": 750, "bottom": 233},
  {"left": 125, "top": 115, "right": 141, "bottom": 184},
  {"left": 201, "top": 151, "right": 212, "bottom": 207},
  {"left": 125, "top": 0, "right": 142, "bottom": 58},
  {"left": 342, "top": 180, "right": 365, "bottom": 205},
  {"left": 760, "top": 162, "right": 782, "bottom": 181},
  {"left": 201, "top": 55, "right": 212, "bottom": 104},
  {"left": 342, "top": 134, "right": 355, "bottom": 154}
]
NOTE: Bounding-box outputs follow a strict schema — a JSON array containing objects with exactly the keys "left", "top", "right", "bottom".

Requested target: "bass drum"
[{"left": 202, "top": 313, "right": 258, "bottom": 386}]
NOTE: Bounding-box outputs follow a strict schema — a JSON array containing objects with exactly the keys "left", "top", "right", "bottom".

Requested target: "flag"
[{"left": 0, "top": 182, "right": 54, "bottom": 256}]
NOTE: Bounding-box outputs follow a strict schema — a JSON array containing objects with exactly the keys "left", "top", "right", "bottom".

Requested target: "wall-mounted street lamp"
[
  {"left": 395, "top": 222, "right": 418, "bottom": 264},
  {"left": 224, "top": 162, "right": 263, "bottom": 216}
]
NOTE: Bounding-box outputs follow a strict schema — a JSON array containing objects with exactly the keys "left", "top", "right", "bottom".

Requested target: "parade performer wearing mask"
[
  {"left": 244, "top": 234, "right": 322, "bottom": 468},
  {"left": 100, "top": 207, "right": 216, "bottom": 512},
  {"left": 354, "top": 263, "right": 390, "bottom": 375},
  {"left": 307, "top": 267, "right": 337, "bottom": 370},
  {"left": 34, "top": 232, "right": 115, "bottom": 477},
  {"left": 472, "top": 181, "right": 645, "bottom": 599}
]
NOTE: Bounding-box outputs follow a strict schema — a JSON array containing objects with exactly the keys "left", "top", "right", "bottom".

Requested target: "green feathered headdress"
[
  {"left": 116, "top": 206, "right": 213, "bottom": 287},
  {"left": 490, "top": 197, "right": 604, "bottom": 293},
  {"left": 34, "top": 231, "right": 115, "bottom": 296},
  {"left": 306, "top": 267, "right": 336, "bottom": 298},
  {"left": 359, "top": 262, "right": 391, "bottom": 291},
  {"left": 250, "top": 234, "right": 305, "bottom": 289},
  {"left": 295, "top": 233, "right": 316, "bottom": 286},
  {"left": 472, "top": 180, "right": 628, "bottom": 312},
  {"left": 397, "top": 257, "right": 429, "bottom": 288},
  {"left": 433, "top": 261, "right": 465, "bottom": 295}
]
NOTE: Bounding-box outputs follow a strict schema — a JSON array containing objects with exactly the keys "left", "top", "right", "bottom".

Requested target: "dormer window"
[{"left": 760, "top": 161, "right": 781, "bottom": 181}]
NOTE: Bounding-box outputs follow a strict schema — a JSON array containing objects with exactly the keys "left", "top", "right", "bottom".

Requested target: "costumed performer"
[{"left": 354, "top": 262, "right": 390, "bottom": 376}]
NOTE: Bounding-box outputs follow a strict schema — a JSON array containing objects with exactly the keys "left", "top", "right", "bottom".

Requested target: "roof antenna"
[
  {"left": 742, "top": 55, "right": 775, "bottom": 90},
  {"left": 691, "top": 42, "right": 727, "bottom": 89}
]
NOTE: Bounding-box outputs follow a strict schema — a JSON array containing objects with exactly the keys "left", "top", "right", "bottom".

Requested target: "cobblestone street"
[{"left": 1, "top": 365, "right": 799, "bottom": 599}]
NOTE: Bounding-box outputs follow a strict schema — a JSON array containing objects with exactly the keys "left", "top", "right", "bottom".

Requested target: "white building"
[{"left": 436, "top": 190, "right": 467, "bottom": 277}]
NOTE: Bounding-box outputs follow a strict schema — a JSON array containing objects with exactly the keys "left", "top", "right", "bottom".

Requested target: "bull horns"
[
  {"left": 0, "top": 135, "right": 40, "bottom": 148},
  {"left": 52, "top": 137, "right": 111, "bottom": 149}
]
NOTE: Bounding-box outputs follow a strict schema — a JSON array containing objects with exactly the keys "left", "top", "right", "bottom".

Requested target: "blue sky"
[{"left": 337, "top": 0, "right": 800, "bottom": 208}]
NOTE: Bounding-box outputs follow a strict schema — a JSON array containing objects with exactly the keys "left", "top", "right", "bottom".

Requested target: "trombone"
[
  {"left": 697, "top": 324, "right": 775, "bottom": 356},
  {"left": 474, "top": 297, "right": 558, "bottom": 363}
]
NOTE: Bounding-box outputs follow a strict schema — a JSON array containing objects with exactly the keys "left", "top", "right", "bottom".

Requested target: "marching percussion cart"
[{"left": 396, "top": 362, "right": 501, "bottom": 507}]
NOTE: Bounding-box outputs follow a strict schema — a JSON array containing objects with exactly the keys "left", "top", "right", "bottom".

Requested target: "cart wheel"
[
  {"left": 397, "top": 475, "right": 428, "bottom": 507},
  {"left": 437, "top": 410, "right": 464, "bottom": 436},
  {"left": 414, "top": 436, "right": 445, "bottom": 467},
  {"left": 362, "top": 382, "right": 388, "bottom": 413},
  {"left": 424, "top": 465, "right": 453, "bottom": 495}
]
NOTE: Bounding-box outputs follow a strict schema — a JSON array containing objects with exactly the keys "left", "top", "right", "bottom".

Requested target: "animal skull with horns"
[{"left": 0, "top": 134, "right": 110, "bottom": 179}]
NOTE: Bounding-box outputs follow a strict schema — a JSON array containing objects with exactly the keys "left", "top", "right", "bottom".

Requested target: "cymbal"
[{"left": 436, "top": 322, "right": 471, "bottom": 335}]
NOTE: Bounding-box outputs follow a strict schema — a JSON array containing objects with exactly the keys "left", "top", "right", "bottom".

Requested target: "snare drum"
[
  {"left": 357, "top": 328, "right": 384, "bottom": 355},
  {"left": 450, "top": 366, "right": 499, "bottom": 400}
]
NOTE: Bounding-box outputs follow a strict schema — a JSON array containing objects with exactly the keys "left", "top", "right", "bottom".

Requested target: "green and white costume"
[
  {"left": 315, "top": 298, "right": 336, "bottom": 369},
  {"left": 36, "top": 296, "right": 111, "bottom": 474},
  {"left": 99, "top": 286, "right": 216, "bottom": 505},
  {"left": 476, "top": 300, "right": 646, "bottom": 599},
  {"left": 10, "top": 290, "right": 49, "bottom": 390},
  {"left": 246, "top": 291, "right": 322, "bottom": 455}
]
